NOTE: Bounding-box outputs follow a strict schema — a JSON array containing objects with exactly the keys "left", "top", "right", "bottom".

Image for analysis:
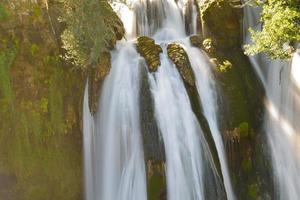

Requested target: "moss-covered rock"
[
  {"left": 139, "top": 64, "right": 166, "bottom": 200},
  {"left": 207, "top": 47, "right": 271, "bottom": 199},
  {"left": 191, "top": 3, "right": 272, "bottom": 195},
  {"left": 202, "top": 38, "right": 216, "bottom": 54},
  {"left": 190, "top": 34, "right": 203, "bottom": 49},
  {"left": 198, "top": 0, "right": 241, "bottom": 48},
  {"left": 0, "top": 2, "right": 85, "bottom": 200},
  {"left": 88, "top": 51, "right": 111, "bottom": 114},
  {"left": 136, "top": 36, "right": 162, "bottom": 72},
  {"left": 167, "top": 43, "right": 195, "bottom": 86}
]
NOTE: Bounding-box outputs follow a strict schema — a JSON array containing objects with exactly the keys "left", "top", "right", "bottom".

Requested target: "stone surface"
[
  {"left": 88, "top": 51, "right": 111, "bottom": 115},
  {"left": 167, "top": 43, "right": 195, "bottom": 86},
  {"left": 190, "top": 34, "right": 203, "bottom": 48},
  {"left": 136, "top": 36, "right": 162, "bottom": 72}
]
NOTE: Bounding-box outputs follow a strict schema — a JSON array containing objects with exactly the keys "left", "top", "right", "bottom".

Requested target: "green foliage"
[
  {"left": 0, "top": 3, "right": 9, "bottom": 21},
  {"left": 245, "top": 0, "right": 300, "bottom": 59},
  {"left": 60, "top": 0, "right": 124, "bottom": 67}
]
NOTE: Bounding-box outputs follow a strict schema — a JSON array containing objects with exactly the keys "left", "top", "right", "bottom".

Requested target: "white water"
[
  {"left": 83, "top": 43, "right": 147, "bottom": 200},
  {"left": 244, "top": 5, "right": 300, "bottom": 200},
  {"left": 183, "top": 43, "right": 235, "bottom": 200},
  {"left": 84, "top": 0, "right": 235, "bottom": 199},
  {"left": 83, "top": 82, "right": 95, "bottom": 200},
  {"left": 149, "top": 52, "right": 205, "bottom": 200},
  {"left": 141, "top": 0, "right": 234, "bottom": 198}
]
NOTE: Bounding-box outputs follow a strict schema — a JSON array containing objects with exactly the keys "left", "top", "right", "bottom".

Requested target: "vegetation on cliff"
[
  {"left": 0, "top": 1, "right": 84, "bottom": 199},
  {"left": 244, "top": 0, "right": 300, "bottom": 59},
  {"left": 60, "top": 0, "right": 125, "bottom": 68}
]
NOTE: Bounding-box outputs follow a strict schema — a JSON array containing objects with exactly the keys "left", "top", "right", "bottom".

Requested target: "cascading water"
[
  {"left": 148, "top": 52, "right": 206, "bottom": 200},
  {"left": 95, "top": 43, "right": 147, "bottom": 200},
  {"left": 244, "top": 5, "right": 300, "bottom": 200},
  {"left": 83, "top": 82, "right": 95, "bottom": 200},
  {"left": 183, "top": 43, "right": 235, "bottom": 200},
  {"left": 83, "top": 0, "right": 235, "bottom": 199}
]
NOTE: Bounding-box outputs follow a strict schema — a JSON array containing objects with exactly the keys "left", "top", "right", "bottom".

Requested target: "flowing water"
[
  {"left": 83, "top": 82, "right": 95, "bottom": 200},
  {"left": 148, "top": 52, "right": 206, "bottom": 200},
  {"left": 244, "top": 5, "right": 300, "bottom": 200},
  {"left": 83, "top": 0, "right": 235, "bottom": 199},
  {"left": 183, "top": 43, "right": 235, "bottom": 200}
]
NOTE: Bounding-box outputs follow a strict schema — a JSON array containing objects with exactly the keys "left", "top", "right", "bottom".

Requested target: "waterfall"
[
  {"left": 148, "top": 52, "right": 205, "bottom": 200},
  {"left": 96, "top": 43, "right": 147, "bottom": 200},
  {"left": 183, "top": 43, "right": 235, "bottom": 200},
  {"left": 243, "top": 5, "right": 300, "bottom": 200},
  {"left": 83, "top": 0, "right": 235, "bottom": 199},
  {"left": 83, "top": 82, "right": 95, "bottom": 200}
]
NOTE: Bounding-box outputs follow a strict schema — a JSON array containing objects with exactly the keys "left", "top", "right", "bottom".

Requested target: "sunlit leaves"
[{"left": 245, "top": 0, "right": 300, "bottom": 59}]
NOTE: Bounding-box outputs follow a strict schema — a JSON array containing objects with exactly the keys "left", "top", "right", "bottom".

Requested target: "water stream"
[
  {"left": 243, "top": 5, "right": 300, "bottom": 200},
  {"left": 83, "top": 0, "right": 235, "bottom": 199}
]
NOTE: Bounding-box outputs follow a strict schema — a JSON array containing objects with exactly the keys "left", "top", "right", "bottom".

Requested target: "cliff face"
[
  {"left": 0, "top": 2, "right": 85, "bottom": 199},
  {"left": 197, "top": 1, "right": 273, "bottom": 199}
]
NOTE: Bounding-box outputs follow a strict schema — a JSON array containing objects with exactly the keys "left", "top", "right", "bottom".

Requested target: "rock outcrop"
[
  {"left": 136, "top": 36, "right": 162, "bottom": 72},
  {"left": 195, "top": 1, "right": 272, "bottom": 197},
  {"left": 88, "top": 52, "right": 111, "bottom": 114},
  {"left": 167, "top": 43, "right": 195, "bottom": 86},
  {"left": 140, "top": 65, "right": 166, "bottom": 200}
]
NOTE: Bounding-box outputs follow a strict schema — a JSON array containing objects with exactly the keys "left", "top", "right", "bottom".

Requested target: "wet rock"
[
  {"left": 166, "top": 44, "right": 225, "bottom": 192},
  {"left": 202, "top": 38, "right": 216, "bottom": 54},
  {"left": 167, "top": 43, "right": 195, "bottom": 86},
  {"left": 88, "top": 51, "right": 111, "bottom": 114},
  {"left": 190, "top": 35, "right": 203, "bottom": 48},
  {"left": 199, "top": 0, "right": 241, "bottom": 48},
  {"left": 139, "top": 64, "right": 166, "bottom": 200},
  {"left": 139, "top": 64, "right": 165, "bottom": 163},
  {"left": 136, "top": 36, "right": 162, "bottom": 72}
]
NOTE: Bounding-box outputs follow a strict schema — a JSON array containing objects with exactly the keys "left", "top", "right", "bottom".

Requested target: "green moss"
[
  {"left": 0, "top": 48, "right": 17, "bottom": 103},
  {"left": 247, "top": 183, "right": 258, "bottom": 199},
  {"left": 241, "top": 158, "right": 252, "bottom": 173},
  {"left": 49, "top": 66, "right": 65, "bottom": 135},
  {"left": 30, "top": 44, "right": 39, "bottom": 57},
  {"left": 136, "top": 36, "right": 162, "bottom": 72},
  {"left": 40, "top": 97, "right": 49, "bottom": 114},
  {"left": 200, "top": 0, "right": 241, "bottom": 48},
  {"left": 0, "top": 3, "right": 84, "bottom": 199},
  {"left": 167, "top": 43, "right": 195, "bottom": 86},
  {"left": 239, "top": 122, "right": 249, "bottom": 137},
  {"left": 218, "top": 60, "right": 232, "bottom": 72},
  {"left": 0, "top": 3, "right": 9, "bottom": 22}
]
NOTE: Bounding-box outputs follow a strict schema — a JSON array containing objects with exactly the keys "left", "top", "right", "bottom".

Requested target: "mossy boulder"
[
  {"left": 190, "top": 35, "right": 203, "bottom": 49},
  {"left": 105, "top": 14, "right": 126, "bottom": 50},
  {"left": 88, "top": 52, "right": 111, "bottom": 114},
  {"left": 202, "top": 38, "right": 216, "bottom": 54},
  {"left": 167, "top": 43, "right": 195, "bottom": 86},
  {"left": 136, "top": 36, "right": 162, "bottom": 72},
  {"left": 208, "top": 48, "right": 270, "bottom": 199},
  {"left": 199, "top": 0, "right": 241, "bottom": 48}
]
